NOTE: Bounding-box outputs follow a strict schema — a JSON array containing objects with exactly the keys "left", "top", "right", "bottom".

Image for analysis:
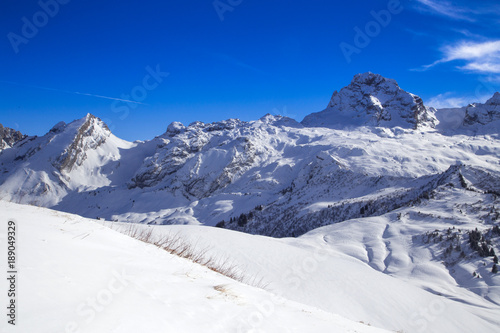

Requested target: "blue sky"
[{"left": 1, "top": 0, "right": 499, "bottom": 140}]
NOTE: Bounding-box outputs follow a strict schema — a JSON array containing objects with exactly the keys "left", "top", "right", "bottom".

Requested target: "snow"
[
  {"left": 1, "top": 106, "right": 500, "bottom": 235},
  {"left": 0, "top": 200, "right": 388, "bottom": 333},
  {"left": 0, "top": 72, "right": 500, "bottom": 332},
  {"left": 2, "top": 198, "right": 499, "bottom": 332},
  {"left": 3, "top": 193, "right": 494, "bottom": 332},
  {"left": 106, "top": 187, "right": 500, "bottom": 332},
  {"left": 434, "top": 91, "right": 500, "bottom": 132},
  {"left": 302, "top": 72, "right": 438, "bottom": 129}
]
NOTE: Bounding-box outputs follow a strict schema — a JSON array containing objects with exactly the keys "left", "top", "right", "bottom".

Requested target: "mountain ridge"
[
  {"left": 0, "top": 72, "right": 499, "bottom": 230},
  {"left": 2, "top": 72, "right": 500, "bottom": 333}
]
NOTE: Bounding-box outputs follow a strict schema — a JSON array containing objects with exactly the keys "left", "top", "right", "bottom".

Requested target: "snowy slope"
[
  {"left": 0, "top": 200, "right": 388, "bottom": 333},
  {"left": 113, "top": 195, "right": 500, "bottom": 333}
]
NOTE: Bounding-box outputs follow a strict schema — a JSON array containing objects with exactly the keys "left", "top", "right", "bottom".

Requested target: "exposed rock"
[
  {"left": 302, "top": 72, "right": 438, "bottom": 129},
  {"left": 56, "top": 114, "right": 111, "bottom": 172},
  {"left": 0, "top": 124, "right": 26, "bottom": 150},
  {"left": 463, "top": 92, "right": 500, "bottom": 126}
]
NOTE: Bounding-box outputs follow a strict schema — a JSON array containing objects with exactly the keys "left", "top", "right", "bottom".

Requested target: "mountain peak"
[
  {"left": 350, "top": 72, "right": 398, "bottom": 88},
  {"left": 485, "top": 92, "right": 500, "bottom": 105},
  {"left": 0, "top": 124, "right": 26, "bottom": 150},
  {"left": 56, "top": 114, "right": 112, "bottom": 172},
  {"left": 463, "top": 92, "right": 500, "bottom": 126},
  {"left": 82, "top": 113, "right": 110, "bottom": 131},
  {"left": 302, "top": 72, "right": 437, "bottom": 129}
]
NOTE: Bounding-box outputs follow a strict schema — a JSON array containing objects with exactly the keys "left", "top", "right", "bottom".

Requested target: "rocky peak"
[
  {"left": 257, "top": 114, "right": 302, "bottom": 128},
  {"left": 344, "top": 72, "right": 399, "bottom": 95},
  {"left": 302, "top": 72, "right": 438, "bottom": 129},
  {"left": 166, "top": 122, "right": 186, "bottom": 137},
  {"left": 56, "top": 114, "right": 111, "bottom": 172},
  {"left": 0, "top": 124, "right": 26, "bottom": 150},
  {"left": 485, "top": 92, "right": 500, "bottom": 105},
  {"left": 463, "top": 92, "right": 500, "bottom": 126}
]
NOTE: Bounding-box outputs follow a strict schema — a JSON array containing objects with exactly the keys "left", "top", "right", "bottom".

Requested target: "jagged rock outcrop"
[
  {"left": 463, "top": 92, "right": 500, "bottom": 126},
  {"left": 302, "top": 72, "right": 438, "bottom": 129},
  {"left": 130, "top": 116, "right": 272, "bottom": 195},
  {"left": 56, "top": 114, "right": 111, "bottom": 172},
  {"left": 0, "top": 124, "right": 26, "bottom": 150}
]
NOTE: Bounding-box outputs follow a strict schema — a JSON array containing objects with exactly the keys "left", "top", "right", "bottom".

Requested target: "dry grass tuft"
[{"left": 119, "top": 225, "right": 267, "bottom": 289}]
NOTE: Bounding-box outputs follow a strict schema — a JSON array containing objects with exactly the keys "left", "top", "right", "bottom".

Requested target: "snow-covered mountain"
[
  {"left": 0, "top": 114, "right": 133, "bottom": 206},
  {"left": 1, "top": 72, "right": 500, "bottom": 332},
  {"left": 302, "top": 72, "right": 438, "bottom": 129},
  {"left": 0, "top": 74, "right": 498, "bottom": 234},
  {"left": 463, "top": 92, "right": 500, "bottom": 126}
]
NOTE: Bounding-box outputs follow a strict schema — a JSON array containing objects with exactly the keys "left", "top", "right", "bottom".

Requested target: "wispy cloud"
[
  {"left": 427, "top": 92, "right": 490, "bottom": 109},
  {"left": 452, "top": 29, "right": 485, "bottom": 39},
  {"left": 414, "top": 0, "right": 475, "bottom": 21},
  {"left": 427, "top": 93, "right": 468, "bottom": 109},
  {"left": 415, "top": 40, "right": 500, "bottom": 74},
  {"left": 460, "top": 61, "right": 500, "bottom": 73}
]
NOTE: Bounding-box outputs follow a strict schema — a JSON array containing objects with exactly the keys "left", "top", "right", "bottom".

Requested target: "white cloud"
[
  {"left": 443, "top": 40, "right": 500, "bottom": 61},
  {"left": 418, "top": 40, "right": 500, "bottom": 74},
  {"left": 427, "top": 93, "right": 467, "bottom": 109},
  {"left": 427, "top": 92, "right": 490, "bottom": 109},
  {"left": 414, "top": 0, "right": 474, "bottom": 21},
  {"left": 460, "top": 61, "right": 500, "bottom": 74}
]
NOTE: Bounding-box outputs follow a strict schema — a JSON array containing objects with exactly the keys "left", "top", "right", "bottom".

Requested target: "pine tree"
[{"left": 238, "top": 213, "right": 248, "bottom": 227}]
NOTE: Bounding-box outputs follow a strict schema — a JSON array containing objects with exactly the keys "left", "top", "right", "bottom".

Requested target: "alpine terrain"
[{"left": 1, "top": 72, "right": 500, "bottom": 332}]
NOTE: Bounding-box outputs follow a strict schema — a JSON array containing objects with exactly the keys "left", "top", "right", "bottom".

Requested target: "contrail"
[
  {"left": 0, "top": 80, "right": 148, "bottom": 105},
  {"left": 71, "top": 91, "right": 148, "bottom": 104}
]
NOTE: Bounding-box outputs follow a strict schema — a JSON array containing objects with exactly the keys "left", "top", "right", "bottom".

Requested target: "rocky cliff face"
[
  {"left": 302, "top": 72, "right": 438, "bottom": 129},
  {"left": 0, "top": 124, "right": 26, "bottom": 150},
  {"left": 463, "top": 92, "right": 500, "bottom": 126},
  {"left": 129, "top": 116, "right": 288, "bottom": 198},
  {"left": 56, "top": 114, "right": 111, "bottom": 172}
]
